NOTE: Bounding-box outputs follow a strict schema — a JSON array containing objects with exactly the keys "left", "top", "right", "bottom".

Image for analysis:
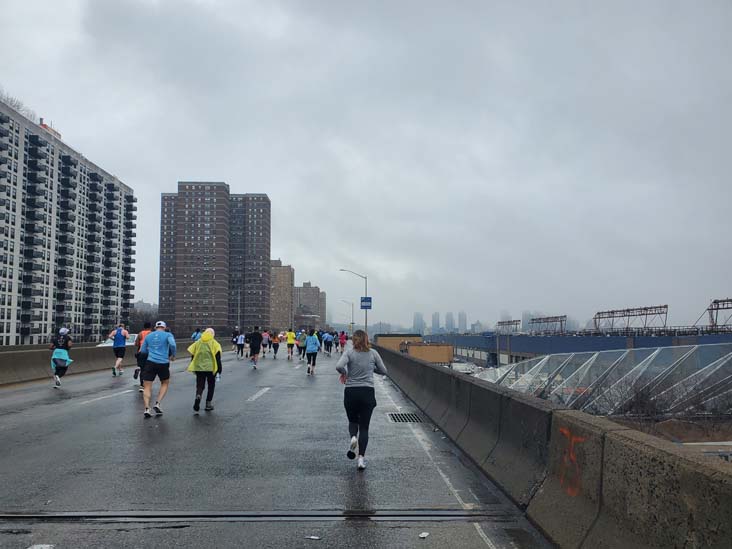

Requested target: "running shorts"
[
  {"left": 141, "top": 361, "right": 171, "bottom": 382},
  {"left": 113, "top": 347, "right": 126, "bottom": 359},
  {"left": 249, "top": 345, "right": 261, "bottom": 356}
]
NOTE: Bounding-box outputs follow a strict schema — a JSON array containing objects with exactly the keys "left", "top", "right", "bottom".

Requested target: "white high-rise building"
[{"left": 0, "top": 100, "right": 136, "bottom": 345}]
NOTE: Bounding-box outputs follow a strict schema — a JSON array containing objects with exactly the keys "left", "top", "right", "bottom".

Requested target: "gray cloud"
[{"left": 2, "top": 0, "right": 730, "bottom": 328}]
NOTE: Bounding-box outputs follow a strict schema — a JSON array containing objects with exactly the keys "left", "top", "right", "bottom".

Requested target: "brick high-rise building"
[
  {"left": 293, "top": 282, "right": 324, "bottom": 328},
  {"left": 270, "top": 259, "right": 294, "bottom": 331},
  {"left": 0, "top": 100, "right": 136, "bottom": 345},
  {"left": 158, "top": 182, "right": 270, "bottom": 335},
  {"left": 319, "top": 291, "right": 327, "bottom": 328}
]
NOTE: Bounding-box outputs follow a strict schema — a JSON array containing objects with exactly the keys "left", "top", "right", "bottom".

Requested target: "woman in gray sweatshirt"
[{"left": 335, "top": 330, "right": 388, "bottom": 470}]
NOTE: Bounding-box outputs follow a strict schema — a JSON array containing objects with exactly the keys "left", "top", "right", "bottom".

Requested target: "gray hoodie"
[{"left": 335, "top": 348, "right": 388, "bottom": 388}]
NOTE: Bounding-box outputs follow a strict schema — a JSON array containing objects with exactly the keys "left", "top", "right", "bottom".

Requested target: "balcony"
[
  {"left": 26, "top": 182, "right": 45, "bottom": 195},
  {"left": 87, "top": 243, "right": 102, "bottom": 253},
  {"left": 105, "top": 220, "right": 119, "bottom": 230},
  {"left": 104, "top": 250, "right": 118, "bottom": 259},
  {"left": 89, "top": 180, "right": 103, "bottom": 192},
  {"left": 58, "top": 222, "right": 74, "bottom": 233},
  {"left": 22, "top": 274, "right": 44, "bottom": 284},
  {"left": 124, "top": 220, "right": 136, "bottom": 229},
  {"left": 28, "top": 172, "right": 48, "bottom": 184},
  {"left": 26, "top": 195, "right": 48, "bottom": 209},
  {"left": 55, "top": 304, "right": 67, "bottom": 312},
  {"left": 60, "top": 211, "right": 76, "bottom": 222},
  {"left": 0, "top": 113, "right": 9, "bottom": 124},
  {"left": 84, "top": 307, "right": 101, "bottom": 316},
  {"left": 123, "top": 238, "right": 135, "bottom": 247},
  {"left": 86, "top": 265, "right": 101, "bottom": 274},
  {"left": 29, "top": 134, "right": 49, "bottom": 147},
  {"left": 56, "top": 279, "right": 69, "bottom": 289},
  {"left": 123, "top": 283, "right": 134, "bottom": 292},
  {"left": 103, "top": 258, "right": 118, "bottom": 268},
  {"left": 57, "top": 246, "right": 73, "bottom": 257},
  {"left": 26, "top": 210, "right": 46, "bottom": 222},
  {"left": 122, "top": 293, "right": 134, "bottom": 301},
  {"left": 88, "top": 201, "right": 102, "bottom": 212},
  {"left": 56, "top": 257, "right": 73, "bottom": 267},
  {"left": 0, "top": 141, "right": 9, "bottom": 151},
  {"left": 58, "top": 234, "right": 76, "bottom": 245},
  {"left": 59, "top": 176, "right": 76, "bottom": 189},
  {"left": 103, "top": 230, "right": 115, "bottom": 240},
  {"left": 58, "top": 199, "right": 76, "bottom": 211},
  {"left": 88, "top": 213, "right": 103, "bottom": 224},
  {"left": 123, "top": 274, "right": 135, "bottom": 282},
  {"left": 125, "top": 194, "right": 137, "bottom": 203},
  {"left": 88, "top": 172, "right": 103, "bottom": 183},
  {"left": 21, "top": 313, "right": 45, "bottom": 323},
  {"left": 60, "top": 188, "right": 77, "bottom": 200},
  {"left": 28, "top": 147, "right": 48, "bottom": 159},
  {"left": 28, "top": 158, "right": 48, "bottom": 171},
  {"left": 85, "top": 275, "right": 101, "bottom": 285},
  {"left": 21, "top": 287, "right": 44, "bottom": 297},
  {"left": 23, "top": 249, "right": 44, "bottom": 260},
  {"left": 87, "top": 232, "right": 102, "bottom": 243},
  {"left": 102, "top": 299, "right": 114, "bottom": 307},
  {"left": 56, "top": 292, "right": 70, "bottom": 301},
  {"left": 23, "top": 261, "right": 44, "bottom": 272},
  {"left": 0, "top": 155, "right": 7, "bottom": 165},
  {"left": 24, "top": 222, "right": 42, "bottom": 234},
  {"left": 57, "top": 268, "right": 73, "bottom": 278},
  {"left": 122, "top": 265, "right": 134, "bottom": 273},
  {"left": 21, "top": 299, "right": 44, "bottom": 310},
  {"left": 60, "top": 155, "right": 78, "bottom": 167},
  {"left": 0, "top": 126, "right": 8, "bottom": 138},
  {"left": 123, "top": 230, "right": 136, "bottom": 238},
  {"left": 24, "top": 236, "right": 45, "bottom": 247},
  {"left": 60, "top": 165, "right": 78, "bottom": 178}
]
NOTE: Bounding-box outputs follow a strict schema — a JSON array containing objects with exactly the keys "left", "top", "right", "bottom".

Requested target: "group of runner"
[{"left": 48, "top": 323, "right": 386, "bottom": 470}]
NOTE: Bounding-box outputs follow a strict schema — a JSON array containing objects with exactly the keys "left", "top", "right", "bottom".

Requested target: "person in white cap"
[
  {"left": 49, "top": 327, "right": 73, "bottom": 388},
  {"left": 138, "top": 321, "right": 177, "bottom": 418}
]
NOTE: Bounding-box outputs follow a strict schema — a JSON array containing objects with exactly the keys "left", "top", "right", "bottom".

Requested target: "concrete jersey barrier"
[
  {"left": 375, "top": 345, "right": 732, "bottom": 549},
  {"left": 0, "top": 339, "right": 218, "bottom": 386}
]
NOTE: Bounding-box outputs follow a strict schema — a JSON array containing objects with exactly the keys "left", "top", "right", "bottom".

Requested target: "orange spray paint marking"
[{"left": 558, "top": 426, "right": 586, "bottom": 497}]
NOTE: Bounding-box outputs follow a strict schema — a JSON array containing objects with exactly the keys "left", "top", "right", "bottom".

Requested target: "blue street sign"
[{"left": 361, "top": 297, "right": 372, "bottom": 310}]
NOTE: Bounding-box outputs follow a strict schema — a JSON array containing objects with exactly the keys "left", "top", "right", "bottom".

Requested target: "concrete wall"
[
  {"left": 376, "top": 345, "right": 732, "bottom": 549},
  {"left": 0, "top": 340, "right": 207, "bottom": 386}
]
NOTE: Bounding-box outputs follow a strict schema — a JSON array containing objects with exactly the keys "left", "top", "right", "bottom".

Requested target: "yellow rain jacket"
[{"left": 187, "top": 331, "right": 222, "bottom": 374}]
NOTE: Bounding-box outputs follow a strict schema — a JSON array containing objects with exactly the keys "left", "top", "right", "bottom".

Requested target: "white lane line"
[
  {"left": 377, "top": 379, "right": 497, "bottom": 548},
  {"left": 246, "top": 387, "right": 271, "bottom": 402},
  {"left": 78, "top": 390, "right": 134, "bottom": 405},
  {"left": 294, "top": 364, "right": 302, "bottom": 370},
  {"left": 474, "top": 523, "right": 498, "bottom": 549},
  {"left": 27, "top": 545, "right": 55, "bottom": 548}
]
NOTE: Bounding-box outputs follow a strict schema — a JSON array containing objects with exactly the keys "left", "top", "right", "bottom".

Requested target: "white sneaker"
[
  {"left": 54, "top": 375, "right": 61, "bottom": 387},
  {"left": 347, "top": 436, "right": 357, "bottom": 460},
  {"left": 357, "top": 456, "right": 366, "bottom": 470}
]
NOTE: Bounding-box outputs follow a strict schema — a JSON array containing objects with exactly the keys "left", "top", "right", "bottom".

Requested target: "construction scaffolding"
[
  {"left": 495, "top": 320, "right": 521, "bottom": 334},
  {"left": 593, "top": 305, "right": 668, "bottom": 331},
  {"left": 708, "top": 299, "right": 732, "bottom": 327}
]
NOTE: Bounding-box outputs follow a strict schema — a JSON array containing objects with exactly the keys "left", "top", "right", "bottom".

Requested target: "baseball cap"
[{"left": 155, "top": 321, "right": 167, "bottom": 328}]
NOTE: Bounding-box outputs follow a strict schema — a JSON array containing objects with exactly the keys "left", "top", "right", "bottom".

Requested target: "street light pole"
[
  {"left": 339, "top": 269, "right": 368, "bottom": 335},
  {"left": 340, "top": 299, "right": 354, "bottom": 335}
]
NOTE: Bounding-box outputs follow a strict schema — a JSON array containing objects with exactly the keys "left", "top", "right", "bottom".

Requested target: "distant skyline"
[{"left": 2, "top": 1, "right": 730, "bottom": 328}]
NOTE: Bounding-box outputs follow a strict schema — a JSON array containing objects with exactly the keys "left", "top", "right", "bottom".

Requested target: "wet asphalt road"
[{"left": 0, "top": 348, "right": 551, "bottom": 548}]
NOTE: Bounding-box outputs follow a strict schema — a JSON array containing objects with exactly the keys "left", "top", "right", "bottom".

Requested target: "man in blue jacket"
[{"left": 139, "top": 321, "right": 177, "bottom": 418}]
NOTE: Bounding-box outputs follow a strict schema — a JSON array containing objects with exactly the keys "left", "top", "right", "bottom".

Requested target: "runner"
[
  {"left": 134, "top": 322, "right": 153, "bottom": 392},
  {"left": 335, "top": 329, "right": 388, "bottom": 470},
  {"left": 286, "top": 328, "right": 296, "bottom": 361},
  {"left": 191, "top": 327, "right": 202, "bottom": 342},
  {"left": 297, "top": 330, "right": 307, "bottom": 362},
  {"left": 236, "top": 332, "right": 246, "bottom": 359},
  {"left": 333, "top": 331, "right": 340, "bottom": 353},
  {"left": 108, "top": 323, "right": 129, "bottom": 376},
  {"left": 49, "top": 327, "right": 73, "bottom": 389},
  {"left": 231, "top": 327, "right": 240, "bottom": 352},
  {"left": 249, "top": 326, "right": 263, "bottom": 369},
  {"left": 322, "top": 331, "right": 334, "bottom": 357},
  {"left": 261, "top": 329, "right": 270, "bottom": 358},
  {"left": 139, "top": 321, "right": 177, "bottom": 418},
  {"left": 305, "top": 329, "right": 321, "bottom": 375},
  {"left": 339, "top": 331, "right": 347, "bottom": 353},
  {"left": 187, "top": 328, "right": 223, "bottom": 413},
  {"left": 271, "top": 331, "right": 281, "bottom": 359}
]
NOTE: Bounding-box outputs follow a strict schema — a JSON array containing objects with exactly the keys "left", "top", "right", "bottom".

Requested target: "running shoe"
[
  {"left": 347, "top": 436, "right": 357, "bottom": 460},
  {"left": 307, "top": 367, "right": 311, "bottom": 375},
  {"left": 193, "top": 396, "right": 201, "bottom": 412},
  {"left": 54, "top": 375, "right": 61, "bottom": 387},
  {"left": 357, "top": 457, "right": 366, "bottom": 470},
  {"left": 118, "top": 368, "right": 124, "bottom": 375},
  {"left": 112, "top": 366, "right": 117, "bottom": 377},
  {"left": 205, "top": 402, "right": 214, "bottom": 411},
  {"left": 133, "top": 368, "right": 140, "bottom": 380},
  {"left": 138, "top": 386, "right": 144, "bottom": 393},
  {"left": 153, "top": 403, "right": 163, "bottom": 415},
  {"left": 144, "top": 408, "right": 152, "bottom": 418}
]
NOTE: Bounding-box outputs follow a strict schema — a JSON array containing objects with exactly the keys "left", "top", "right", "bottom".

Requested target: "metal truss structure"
[
  {"left": 708, "top": 299, "right": 732, "bottom": 327},
  {"left": 495, "top": 320, "right": 521, "bottom": 334},
  {"left": 593, "top": 305, "right": 668, "bottom": 331},
  {"left": 529, "top": 315, "right": 567, "bottom": 334}
]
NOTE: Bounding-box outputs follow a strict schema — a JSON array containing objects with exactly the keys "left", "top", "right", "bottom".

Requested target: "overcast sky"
[{"left": 2, "top": 1, "right": 731, "bottom": 328}]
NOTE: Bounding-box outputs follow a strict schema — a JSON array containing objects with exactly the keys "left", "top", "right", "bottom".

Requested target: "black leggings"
[
  {"left": 299, "top": 346, "right": 306, "bottom": 358},
  {"left": 237, "top": 344, "right": 245, "bottom": 357},
  {"left": 272, "top": 343, "right": 279, "bottom": 356},
  {"left": 307, "top": 352, "right": 317, "bottom": 366},
  {"left": 344, "top": 387, "right": 377, "bottom": 456},
  {"left": 325, "top": 341, "right": 332, "bottom": 353},
  {"left": 195, "top": 372, "right": 216, "bottom": 402}
]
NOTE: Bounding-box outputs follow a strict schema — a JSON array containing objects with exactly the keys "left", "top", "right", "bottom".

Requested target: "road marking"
[
  {"left": 474, "top": 523, "right": 498, "bottom": 549},
  {"left": 377, "top": 379, "right": 497, "bottom": 548},
  {"left": 79, "top": 390, "right": 134, "bottom": 405},
  {"left": 246, "top": 387, "right": 271, "bottom": 402},
  {"left": 294, "top": 364, "right": 302, "bottom": 370},
  {"left": 27, "top": 545, "right": 55, "bottom": 549}
]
